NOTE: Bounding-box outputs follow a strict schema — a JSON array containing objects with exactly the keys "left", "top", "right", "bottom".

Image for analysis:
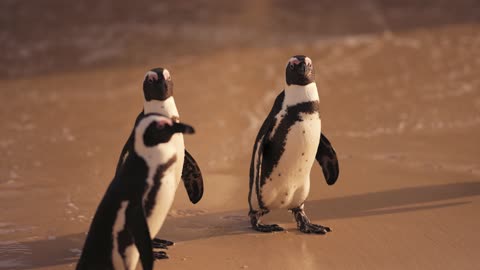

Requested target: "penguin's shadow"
[{"left": 4, "top": 181, "right": 479, "bottom": 270}]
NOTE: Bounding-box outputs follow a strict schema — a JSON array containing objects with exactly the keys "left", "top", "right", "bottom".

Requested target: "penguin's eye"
[
  {"left": 147, "top": 78, "right": 154, "bottom": 83},
  {"left": 289, "top": 64, "right": 294, "bottom": 70}
]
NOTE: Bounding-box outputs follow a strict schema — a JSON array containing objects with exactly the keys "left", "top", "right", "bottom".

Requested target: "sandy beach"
[{"left": 1, "top": 1, "right": 480, "bottom": 269}]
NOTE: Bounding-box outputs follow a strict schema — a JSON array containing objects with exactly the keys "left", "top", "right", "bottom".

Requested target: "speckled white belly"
[{"left": 261, "top": 114, "right": 321, "bottom": 209}]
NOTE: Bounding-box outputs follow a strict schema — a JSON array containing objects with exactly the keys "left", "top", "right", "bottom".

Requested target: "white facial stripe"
[
  {"left": 305, "top": 57, "right": 312, "bottom": 66},
  {"left": 162, "top": 69, "right": 171, "bottom": 80},
  {"left": 287, "top": 56, "right": 313, "bottom": 66},
  {"left": 288, "top": 57, "right": 300, "bottom": 65},
  {"left": 145, "top": 71, "right": 158, "bottom": 81}
]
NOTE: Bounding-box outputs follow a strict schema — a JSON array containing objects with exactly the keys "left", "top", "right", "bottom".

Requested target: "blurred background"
[{"left": 1, "top": 1, "right": 479, "bottom": 269}]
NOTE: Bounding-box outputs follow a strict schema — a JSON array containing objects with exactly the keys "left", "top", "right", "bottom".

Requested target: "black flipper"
[
  {"left": 115, "top": 134, "right": 133, "bottom": 176},
  {"left": 181, "top": 150, "right": 204, "bottom": 204},
  {"left": 115, "top": 112, "right": 143, "bottom": 176},
  {"left": 315, "top": 133, "right": 340, "bottom": 185},
  {"left": 248, "top": 91, "right": 285, "bottom": 211},
  {"left": 126, "top": 203, "right": 154, "bottom": 270}
]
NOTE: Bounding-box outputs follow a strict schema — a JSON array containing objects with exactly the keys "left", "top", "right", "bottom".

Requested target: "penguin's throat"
[
  {"left": 144, "top": 98, "right": 180, "bottom": 119},
  {"left": 284, "top": 82, "right": 319, "bottom": 105}
]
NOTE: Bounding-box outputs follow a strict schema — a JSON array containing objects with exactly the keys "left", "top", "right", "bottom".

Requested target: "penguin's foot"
[
  {"left": 152, "top": 238, "right": 175, "bottom": 249},
  {"left": 291, "top": 205, "right": 331, "bottom": 234},
  {"left": 298, "top": 222, "right": 331, "bottom": 234},
  {"left": 248, "top": 210, "right": 284, "bottom": 232},
  {"left": 249, "top": 209, "right": 283, "bottom": 232},
  {"left": 253, "top": 223, "right": 285, "bottom": 233},
  {"left": 153, "top": 250, "right": 169, "bottom": 260}
]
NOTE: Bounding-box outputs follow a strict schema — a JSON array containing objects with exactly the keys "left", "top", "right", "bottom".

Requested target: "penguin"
[
  {"left": 115, "top": 68, "right": 204, "bottom": 254},
  {"left": 76, "top": 114, "right": 195, "bottom": 270},
  {"left": 248, "top": 55, "right": 340, "bottom": 234}
]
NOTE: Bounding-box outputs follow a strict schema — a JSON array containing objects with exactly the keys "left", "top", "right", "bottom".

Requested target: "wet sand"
[{"left": 1, "top": 1, "right": 480, "bottom": 269}]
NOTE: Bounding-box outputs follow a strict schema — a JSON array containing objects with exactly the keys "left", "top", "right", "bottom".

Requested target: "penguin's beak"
[
  {"left": 172, "top": 122, "right": 195, "bottom": 135},
  {"left": 297, "top": 62, "right": 307, "bottom": 75}
]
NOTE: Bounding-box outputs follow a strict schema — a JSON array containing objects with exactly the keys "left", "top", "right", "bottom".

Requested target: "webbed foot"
[
  {"left": 153, "top": 250, "right": 169, "bottom": 260},
  {"left": 298, "top": 222, "right": 330, "bottom": 234},
  {"left": 291, "top": 205, "right": 331, "bottom": 235},
  {"left": 152, "top": 238, "right": 175, "bottom": 249},
  {"left": 253, "top": 223, "right": 285, "bottom": 232},
  {"left": 249, "top": 209, "right": 284, "bottom": 233}
]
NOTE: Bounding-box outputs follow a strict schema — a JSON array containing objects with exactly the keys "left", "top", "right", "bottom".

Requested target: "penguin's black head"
[
  {"left": 143, "top": 115, "right": 194, "bottom": 147},
  {"left": 143, "top": 68, "right": 174, "bottom": 101},
  {"left": 285, "top": 55, "right": 315, "bottom": 86}
]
